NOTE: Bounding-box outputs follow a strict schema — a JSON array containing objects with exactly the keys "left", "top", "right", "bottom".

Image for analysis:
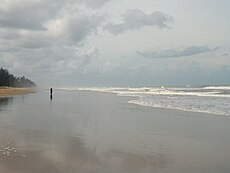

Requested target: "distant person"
[
  {"left": 50, "top": 88, "right": 53, "bottom": 95},
  {"left": 50, "top": 88, "right": 53, "bottom": 100}
]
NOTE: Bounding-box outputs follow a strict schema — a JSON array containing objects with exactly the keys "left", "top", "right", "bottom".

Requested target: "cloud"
[
  {"left": 0, "top": 0, "right": 65, "bottom": 31},
  {"left": 0, "top": 1, "right": 228, "bottom": 87},
  {"left": 76, "top": 0, "right": 109, "bottom": 8},
  {"left": 0, "top": 29, "right": 20, "bottom": 40},
  {"left": 0, "top": 14, "right": 103, "bottom": 51},
  {"left": 222, "top": 52, "right": 229, "bottom": 56},
  {"left": 0, "top": 0, "right": 107, "bottom": 31},
  {"left": 63, "top": 15, "right": 103, "bottom": 43},
  {"left": 0, "top": 0, "right": 105, "bottom": 87},
  {"left": 58, "top": 47, "right": 99, "bottom": 75},
  {"left": 104, "top": 9, "right": 174, "bottom": 35},
  {"left": 0, "top": 45, "right": 99, "bottom": 80},
  {"left": 137, "top": 46, "right": 215, "bottom": 59}
]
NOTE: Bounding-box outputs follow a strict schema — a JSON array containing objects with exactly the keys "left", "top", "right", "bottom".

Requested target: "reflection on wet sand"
[
  {"left": 0, "top": 129, "right": 92, "bottom": 172},
  {"left": 0, "top": 97, "right": 12, "bottom": 112},
  {"left": 105, "top": 149, "right": 168, "bottom": 172},
  {"left": 0, "top": 127, "right": 169, "bottom": 173}
]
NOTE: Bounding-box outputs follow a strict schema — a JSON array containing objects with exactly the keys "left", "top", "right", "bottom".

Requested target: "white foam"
[
  {"left": 203, "top": 86, "right": 230, "bottom": 90},
  {"left": 58, "top": 86, "right": 230, "bottom": 98},
  {"left": 128, "top": 99, "right": 230, "bottom": 116},
  {"left": 57, "top": 86, "right": 230, "bottom": 116}
]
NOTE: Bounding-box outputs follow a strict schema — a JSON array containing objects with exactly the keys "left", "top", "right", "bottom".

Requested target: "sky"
[{"left": 0, "top": 0, "right": 230, "bottom": 87}]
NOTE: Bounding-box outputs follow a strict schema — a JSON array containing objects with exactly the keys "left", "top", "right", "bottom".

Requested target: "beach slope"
[{"left": 0, "top": 87, "right": 36, "bottom": 96}]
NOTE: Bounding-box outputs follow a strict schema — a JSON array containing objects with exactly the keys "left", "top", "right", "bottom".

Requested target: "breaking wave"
[{"left": 58, "top": 86, "right": 230, "bottom": 116}]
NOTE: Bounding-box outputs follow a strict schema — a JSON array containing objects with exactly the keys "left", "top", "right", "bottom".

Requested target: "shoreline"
[
  {"left": 0, "top": 90, "right": 230, "bottom": 172},
  {"left": 0, "top": 87, "right": 36, "bottom": 96},
  {"left": 128, "top": 100, "right": 229, "bottom": 117},
  {"left": 77, "top": 90, "right": 229, "bottom": 117}
]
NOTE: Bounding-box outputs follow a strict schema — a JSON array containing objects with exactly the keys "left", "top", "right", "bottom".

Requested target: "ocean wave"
[
  {"left": 58, "top": 86, "right": 230, "bottom": 98},
  {"left": 129, "top": 98, "right": 230, "bottom": 116},
  {"left": 128, "top": 100, "right": 230, "bottom": 116},
  {"left": 203, "top": 86, "right": 230, "bottom": 90},
  {"left": 73, "top": 87, "right": 230, "bottom": 98},
  {"left": 57, "top": 86, "right": 230, "bottom": 116}
]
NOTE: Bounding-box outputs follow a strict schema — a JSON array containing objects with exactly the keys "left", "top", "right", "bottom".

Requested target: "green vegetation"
[{"left": 0, "top": 67, "right": 36, "bottom": 87}]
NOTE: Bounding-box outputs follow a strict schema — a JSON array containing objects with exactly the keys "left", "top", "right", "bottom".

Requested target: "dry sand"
[{"left": 0, "top": 87, "right": 36, "bottom": 96}]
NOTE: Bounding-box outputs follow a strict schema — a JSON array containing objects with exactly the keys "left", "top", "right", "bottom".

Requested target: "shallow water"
[{"left": 0, "top": 91, "right": 230, "bottom": 173}]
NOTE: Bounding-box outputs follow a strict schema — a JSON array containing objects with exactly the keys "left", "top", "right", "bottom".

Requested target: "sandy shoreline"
[
  {"left": 0, "top": 90, "right": 230, "bottom": 173},
  {"left": 0, "top": 87, "right": 36, "bottom": 96}
]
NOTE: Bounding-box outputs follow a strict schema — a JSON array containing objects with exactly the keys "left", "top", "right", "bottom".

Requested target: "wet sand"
[
  {"left": 0, "top": 87, "right": 36, "bottom": 96},
  {"left": 0, "top": 90, "right": 230, "bottom": 173}
]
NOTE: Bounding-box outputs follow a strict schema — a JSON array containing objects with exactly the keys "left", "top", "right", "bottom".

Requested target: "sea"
[{"left": 58, "top": 86, "right": 230, "bottom": 116}]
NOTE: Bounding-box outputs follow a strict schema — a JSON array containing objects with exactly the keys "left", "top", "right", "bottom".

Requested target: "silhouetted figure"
[{"left": 50, "top": 88, "right": 53, "bottom": 100}]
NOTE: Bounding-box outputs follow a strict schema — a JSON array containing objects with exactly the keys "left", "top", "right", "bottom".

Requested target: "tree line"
[{"left": 0, "top": 67, "right": 36, "bottom": 87}]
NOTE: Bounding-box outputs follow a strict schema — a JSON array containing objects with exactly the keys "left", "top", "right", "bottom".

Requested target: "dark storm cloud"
[
  {"left": 104, "top": 9, "right": 174, "bottom": 35},
  {"left": 137, "top": 46, "right": 214, "bottom": 59}
]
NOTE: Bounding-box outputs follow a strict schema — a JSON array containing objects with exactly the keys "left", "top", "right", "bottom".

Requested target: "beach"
[
  {"left": 0, "top": 87, "right": 36, "bottom": 96},
  {"left": 0, "top": 90, "right": 230, "bottom": 173}
]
